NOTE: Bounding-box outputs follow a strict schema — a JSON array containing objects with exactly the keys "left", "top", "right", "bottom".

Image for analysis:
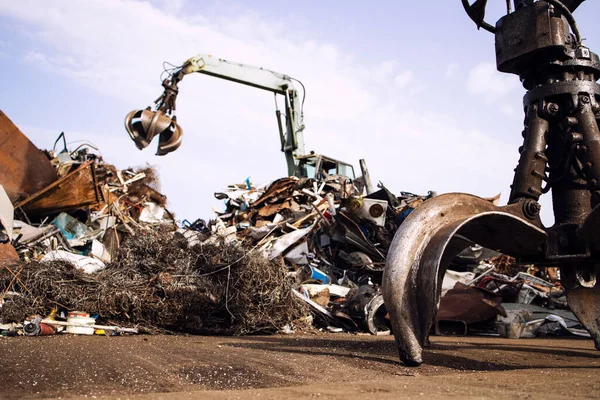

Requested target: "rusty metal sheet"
[
  {"left": 0, "top": 242, "right": 19, "bottom": 265},
  {"left": 257, "top": 198, "right": 299, "bottom": 218},
  {"left": 435, "top": 282, "right": 504, "bottom": 328},
  {"left": 251, "top": 178, "right": 298, "bottom": 208},
  {"left": 0, "top": 110, "right": 58, "bottom": 203},
  {"left": 16, "top": 161, "right": 104, "bottom": 216}
]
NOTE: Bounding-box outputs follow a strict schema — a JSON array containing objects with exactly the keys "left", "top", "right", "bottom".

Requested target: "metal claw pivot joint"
[{"left": 384, "top": 0, "right": 600, "bottom": 366}]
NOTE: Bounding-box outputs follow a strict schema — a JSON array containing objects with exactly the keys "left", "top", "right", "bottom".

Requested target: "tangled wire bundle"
[{"left": 0, "top": 228, "right": 310, "bottom": 334}]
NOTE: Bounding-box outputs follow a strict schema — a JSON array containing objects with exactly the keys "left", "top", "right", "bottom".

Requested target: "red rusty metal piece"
[
  {"left": 15, "top": 161, "right": 104, "bottom": 217},
  {"left": 0, "top": 110, "right": 58, "bottom": 204},
  {"left": 435, "top": 282, "right": 505, "bottom": 335},
  {"left": 0, "top": 242, "right": 18, "bottom": 265}
]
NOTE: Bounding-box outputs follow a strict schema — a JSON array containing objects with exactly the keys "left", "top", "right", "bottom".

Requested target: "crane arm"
[
  {"left": 181, "top": 54, "right": 293, "bottom": 95},
  {"left": 179, "top": 54, "right": 306, "bottom": 163},
  {"left": 125, "top": 53, "right": 306, "bottom": 176}
]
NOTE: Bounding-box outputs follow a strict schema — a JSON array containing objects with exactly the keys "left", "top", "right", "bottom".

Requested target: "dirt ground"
[{"left": 1, "top": 333, "right": 599, "bottom": 399}]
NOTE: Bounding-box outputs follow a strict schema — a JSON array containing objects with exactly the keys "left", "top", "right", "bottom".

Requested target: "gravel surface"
[{"left": 1, "top": 334, "right": 599, "bottom": 399}]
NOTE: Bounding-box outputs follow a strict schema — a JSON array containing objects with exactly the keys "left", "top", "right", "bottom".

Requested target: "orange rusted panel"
[
  {"left": 0, "top": 110, "right": 58, "bottom": 204},
  {"left": 0, "top": 242, "right": 18, "bottom": 265},
  {"left": 16, "top": 161, "right": 105, "bottom": 216}
]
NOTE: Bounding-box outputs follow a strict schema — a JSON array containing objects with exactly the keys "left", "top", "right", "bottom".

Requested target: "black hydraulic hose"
[
  {"left": 542, "top": 0, "right": 582, "bottom": 45},
  {"left": 461, "top": 0, "right": 582, "bottom": 44}
]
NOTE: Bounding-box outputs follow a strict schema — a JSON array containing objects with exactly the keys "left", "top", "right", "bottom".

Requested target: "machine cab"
[{"left": 296, "top": 154, "right": 356, "bottom": 181}]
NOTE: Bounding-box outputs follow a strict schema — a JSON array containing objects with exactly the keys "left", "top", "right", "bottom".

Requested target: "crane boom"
[
  {"left": 124, "top": 53, "right": 358, "bottom": 182},
  {"left": 124, "top": 54, "right": 305, "bottom": 176},
  {"left": 182, "top": 54, "right": 291, "bottom": 95}
]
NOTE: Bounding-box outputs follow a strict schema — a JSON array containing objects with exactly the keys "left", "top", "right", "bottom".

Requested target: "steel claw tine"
[{"left": 383, "top": 193, "right": 546, "bottom": 366}]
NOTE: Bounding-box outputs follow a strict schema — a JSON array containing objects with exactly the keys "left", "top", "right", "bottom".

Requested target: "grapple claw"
[
  {"left": 384, "top": 0, "right": 600, "bottom": 367},
  {"left": 124, "top": 109, "right": 183, "bottom": 156},
  {"left": 562, "top": 265, "right": 600, "bottom": 350},
  {"left": 383, "top": 193, "right": 546, "bottom": 366}
]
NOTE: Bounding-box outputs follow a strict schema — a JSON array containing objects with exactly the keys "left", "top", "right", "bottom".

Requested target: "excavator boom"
[{"left": 124, "top": 54, "right": 305, "bottom": 176}]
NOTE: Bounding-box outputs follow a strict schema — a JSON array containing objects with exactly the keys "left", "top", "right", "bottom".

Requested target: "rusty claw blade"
[{"left": 383, "top": 193, "right": 547, "bottom": 366}]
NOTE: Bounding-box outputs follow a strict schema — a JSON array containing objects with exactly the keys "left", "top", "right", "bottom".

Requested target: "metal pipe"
[{"left": 41, "top": 319, "right": 138, "bottom": 334}]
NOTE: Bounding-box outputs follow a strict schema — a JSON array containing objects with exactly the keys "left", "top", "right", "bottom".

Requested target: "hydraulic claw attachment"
[
  {"left": 384, "top": 0, "right": 600, "bottom": 366},
  {"left": 124, "top": 71, "right": 184, "bottom": 156},
  {"left": 383, "top": 194, "right": 547, "bottom": 365}
]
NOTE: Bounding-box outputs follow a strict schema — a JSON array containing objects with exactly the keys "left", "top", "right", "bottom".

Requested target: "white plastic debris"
[
  {"left": 42, "top": 250, "right": 106, "bottom": 274},
  {"left": 12, "top": 220, "right": 55, "bottom": 244},
  {"left": 90, "top": 213, "right": 117, "bottom": 230},
  {"left": 301, "top": 284, "right": 352, "bottom": 298},
  {"left": 139, "top": 202, "right": 166, "bottom": 223},
  {"left": 267, "top": 227, "right": 312, "bottom": 260},
  {"left": 0, "top": 185, "right": 14, "bottom": 239},
  {"left": 517, "top": 284, "right": 544, "bottom": 304},
  {"left": 441, "top": 270, "right": 475, "bottom": 297},
  {"left": 90, "top": 239, "right": 112, "bottom": 263},
  {"left": 177, "top": 228, "right": 204, "bottom": 247},
  {"left": 204, "top": 218, "right": 238, "bottom": 245},
  {"left": 272, "top": 213, "right": 284, "bottom": 224}
]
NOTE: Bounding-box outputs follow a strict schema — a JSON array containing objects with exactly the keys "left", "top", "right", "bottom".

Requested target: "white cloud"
[
  {"left": 500, "top": 104, "right": 519, "bottom": 117},
  {"left": 444, "top": 63, "right": 459, "bottom": 79},
  {"left": 393, "top": 71, "right": 414, "bottom": 89},
  {"left": 467, "top": 62, "right": 518, "bottom": 103},
  {"left": 0, "top": 0, "right": 520, "bottom": 221}
]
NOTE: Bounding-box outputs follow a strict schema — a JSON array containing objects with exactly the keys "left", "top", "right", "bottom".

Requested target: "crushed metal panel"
[
  {"left": 0, "top": 110, "right": 58, "bottom": 203},
  {"left": 16, "top": 161, "right": 105, "bottom": 216},
  {"left": 335, "top": 211, "right": 386, "bottom": 261},
  {"left": 251, "top": 177, "right": 298, "bottom": 208}
]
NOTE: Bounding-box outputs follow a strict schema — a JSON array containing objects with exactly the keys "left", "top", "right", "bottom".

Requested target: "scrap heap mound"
[
  {"left": 0, "top": 112, "right": 314, "bottom": 334},
  {"left": 0, "top": 111, "right": 579, "bottom": 340},
  {"left": 0, "top": 110, "right": 432, "bottom": 336},
  {"left": 0, "top": 229, "right": 307, "bottom": 334}
]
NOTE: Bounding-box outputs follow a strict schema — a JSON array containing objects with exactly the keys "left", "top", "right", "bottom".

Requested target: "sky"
[{"left": 0, "top": 0, "right": 598, "bottom": 225}]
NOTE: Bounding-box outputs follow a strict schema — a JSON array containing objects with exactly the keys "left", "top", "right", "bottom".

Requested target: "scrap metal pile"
[
  {"left": 0, "top": 111, "right": 580, "bottom": 340},
  {"left": 0, "top": 110, "right": 434, "bottom": 336},
  {"left": 0, "top": 112, "right": 309, "bottom": 336},
  {"left": 182, "top": 175, "right": 433, "bottom": 334},
  {"left": 438, "top": 253, "right": 590, "bottom": 340}
]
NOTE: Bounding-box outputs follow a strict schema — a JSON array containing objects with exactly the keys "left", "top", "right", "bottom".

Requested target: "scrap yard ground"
[{"left": 1, "top": 334, "right": 598, "bottom": 399}]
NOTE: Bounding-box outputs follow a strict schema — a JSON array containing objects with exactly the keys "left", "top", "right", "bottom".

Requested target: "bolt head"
[{"left": 548, "top": 103, "right": 559, "bottom": 114}]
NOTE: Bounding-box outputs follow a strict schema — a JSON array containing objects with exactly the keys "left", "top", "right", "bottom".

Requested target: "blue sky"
[{"left": 0, "top": 0, "right": 598, "bottom": 224}]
